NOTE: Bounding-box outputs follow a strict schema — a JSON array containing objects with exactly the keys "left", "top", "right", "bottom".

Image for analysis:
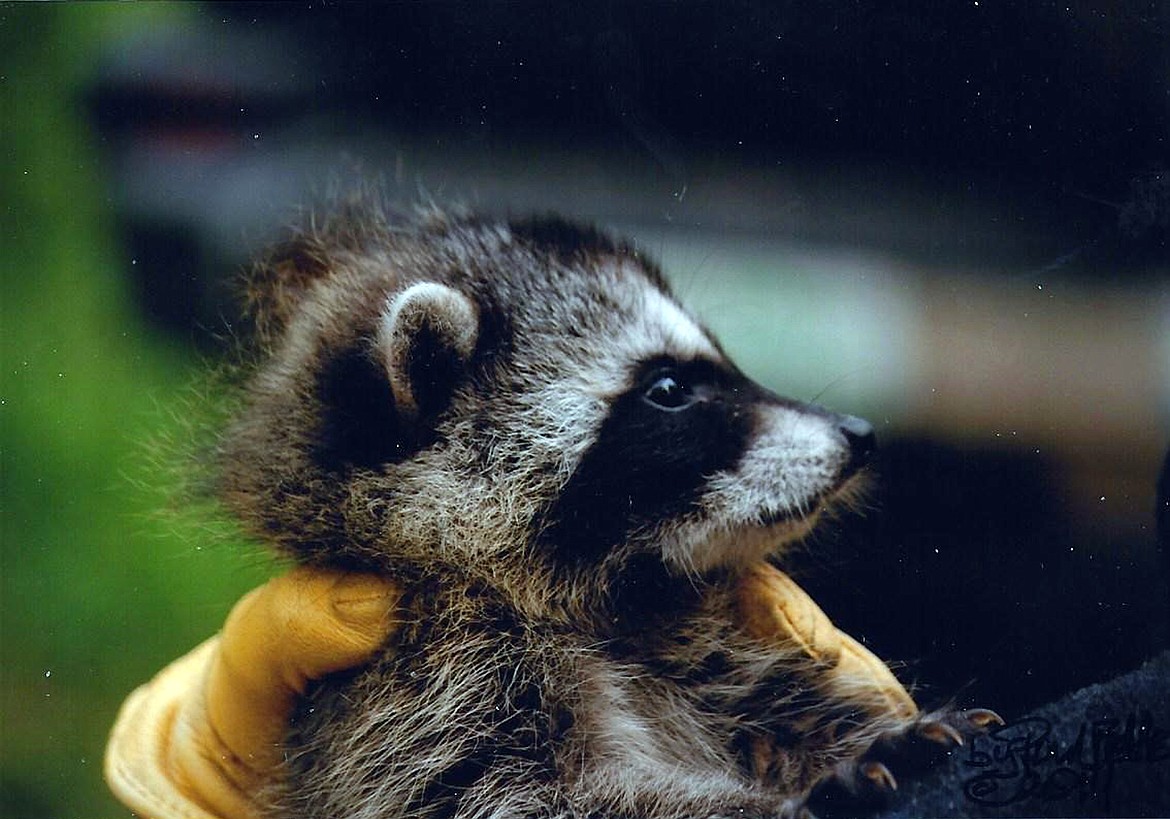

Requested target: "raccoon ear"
[{"left": 378, "top": 282, "right": 479, "bottom": 422}]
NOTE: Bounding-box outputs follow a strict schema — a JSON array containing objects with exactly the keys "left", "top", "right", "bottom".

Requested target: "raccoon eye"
[{"left": 643, "top": 374, "right": 695, "bottom": 410}]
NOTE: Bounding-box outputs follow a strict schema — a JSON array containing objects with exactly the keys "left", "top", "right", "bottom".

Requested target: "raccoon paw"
[
  {"left": 861, "top": 707, "right": 1004, "bottom": 774},
  {"left": 781, "top": 759, "right": 899, "bottom": 819},
  {"left": 787, "top": 708, "right": 1004, "bottom": 818}
]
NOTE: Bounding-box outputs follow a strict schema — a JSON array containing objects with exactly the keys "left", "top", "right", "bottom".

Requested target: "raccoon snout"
[{"left": 835, "top": 414, "right": 876, "bottom": 478}]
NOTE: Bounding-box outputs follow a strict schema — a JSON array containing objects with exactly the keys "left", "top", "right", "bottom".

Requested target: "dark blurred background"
[{"left": 2, "top": 3, "right": 1167, "bottom": 816}]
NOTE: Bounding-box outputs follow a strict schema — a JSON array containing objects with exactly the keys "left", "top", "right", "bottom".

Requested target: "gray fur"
[{"left": 217, "top": 203, "right": 913, "bottom": 818}]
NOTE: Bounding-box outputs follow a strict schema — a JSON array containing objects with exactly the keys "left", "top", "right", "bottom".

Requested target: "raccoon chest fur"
[{"left": 281, "top": 576, "right": 862, "bottom": 819}]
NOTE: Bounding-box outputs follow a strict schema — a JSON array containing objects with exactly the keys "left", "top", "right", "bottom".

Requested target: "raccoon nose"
[{"left": 836, "top": 414, "right": 876, "bottom": 476}]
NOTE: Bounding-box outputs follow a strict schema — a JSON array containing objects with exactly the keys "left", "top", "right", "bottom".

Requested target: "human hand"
[{"left": 105, "top": 567, "right": 400, "bottom": 819}]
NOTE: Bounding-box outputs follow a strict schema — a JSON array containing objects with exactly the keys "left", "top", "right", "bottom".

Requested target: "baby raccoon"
[{"left": 218, "top": 204, "right": 988, "bottom": 818}]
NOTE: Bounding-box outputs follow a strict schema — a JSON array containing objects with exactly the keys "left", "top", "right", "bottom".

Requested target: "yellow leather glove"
[
  {"left": 737, "top": 563, "right": 917, "bottom": 721},
  {"left": 105, "top": 563, "right": 912, "bottom": 819},
  {"left": 104, "top": 567, "right": 401, "bottom": 819}
]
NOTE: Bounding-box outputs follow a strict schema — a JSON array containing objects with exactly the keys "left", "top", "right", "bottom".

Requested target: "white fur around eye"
[{"left": 638, "top": 287, "right": 714, "bottom": 360}]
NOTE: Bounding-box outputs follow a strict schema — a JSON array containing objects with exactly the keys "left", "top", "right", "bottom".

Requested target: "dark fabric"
[{"left": 879, "top": 651, "right": 1170, "bottom": 818}]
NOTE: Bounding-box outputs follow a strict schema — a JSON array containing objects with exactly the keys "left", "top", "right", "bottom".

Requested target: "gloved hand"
[
  {"left": 738, "top": 563, "right": 917, "bottom": 720},
  {"left": 736, "top": 563, "right": 918, "bottom": 785},
  {"left": 105, "top": 563, "right": 913, "bottom": 819},
  {"left": 104, "top": 567, "right": 401, "bottom": 819}
]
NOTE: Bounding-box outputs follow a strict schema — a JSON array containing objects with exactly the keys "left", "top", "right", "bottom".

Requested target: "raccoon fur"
[{"left": 218, "top": 203, "right": 930, "bottom": 818}]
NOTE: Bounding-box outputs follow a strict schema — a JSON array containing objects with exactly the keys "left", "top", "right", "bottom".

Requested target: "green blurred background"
[{"left": 1, "top": 7, "right": 273, "bottom": 816}]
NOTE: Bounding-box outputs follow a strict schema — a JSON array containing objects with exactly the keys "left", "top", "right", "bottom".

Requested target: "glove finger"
[{"left": 207, "top": 568, "right": 401, "bottom": 776}]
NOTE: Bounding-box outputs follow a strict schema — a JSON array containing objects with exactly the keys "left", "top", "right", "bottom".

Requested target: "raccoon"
[{"left": 218, "top": 203, "right": 986, "bottom": 819}]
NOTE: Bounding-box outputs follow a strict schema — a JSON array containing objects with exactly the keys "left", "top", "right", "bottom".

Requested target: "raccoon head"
[
  {"left": 219, "top": 208, "right": 872, "bottom": 587},
  {"left": 535, "top": 321, "right": 874, "bottom": 577}
]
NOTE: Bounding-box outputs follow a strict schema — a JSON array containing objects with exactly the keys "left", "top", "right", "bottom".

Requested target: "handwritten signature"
[{"left": 960, "top": 712, "right": 1169, "bottom": 809}]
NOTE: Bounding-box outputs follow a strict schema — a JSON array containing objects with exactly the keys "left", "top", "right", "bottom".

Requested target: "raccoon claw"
[
  {"left": 859, "top": 760, "right": 898, "bottom": 792},
  {"left": 915, "top": 718, "right": 965, "bottom": 748},
  {"left": 799, "top": 758, "right": 899, "bottom": 819},
  {"left": 961, "top": 707, "right": 1005, "bottom": 730}
]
